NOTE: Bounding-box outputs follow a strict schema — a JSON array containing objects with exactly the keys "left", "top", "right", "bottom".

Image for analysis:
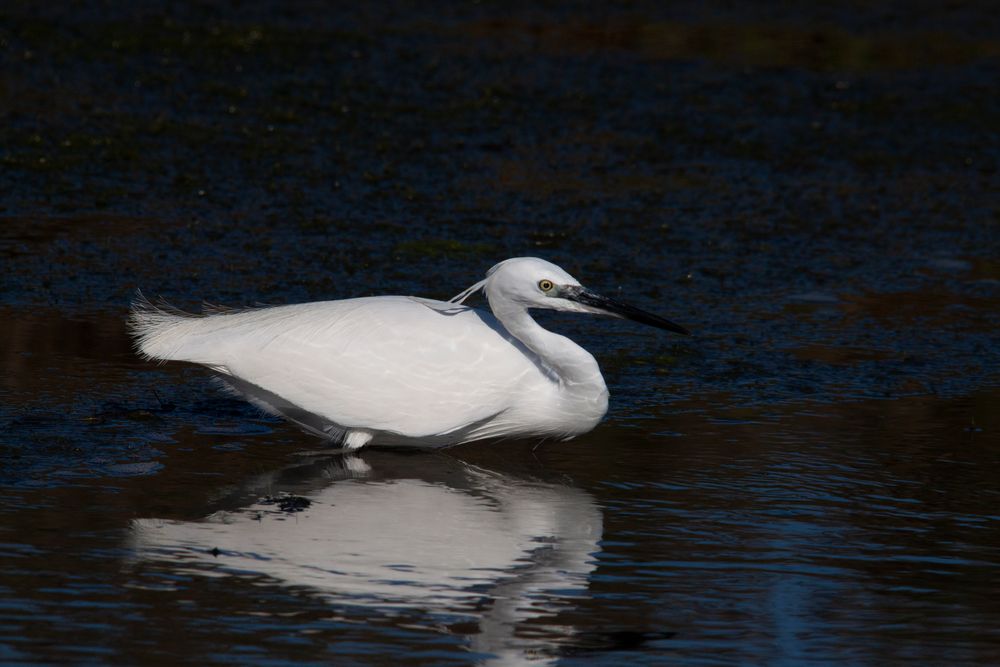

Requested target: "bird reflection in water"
[{"left": 128, "top": 451, "right": 603, "bottom": 664}]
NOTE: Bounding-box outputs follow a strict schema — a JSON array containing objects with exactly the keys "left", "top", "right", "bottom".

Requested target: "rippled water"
[
  {"left": 2, "top": 308, "right": 998, "bottom": 664},
  {"left": 2, "top": 0, "right": 999, "bottom": 663}
]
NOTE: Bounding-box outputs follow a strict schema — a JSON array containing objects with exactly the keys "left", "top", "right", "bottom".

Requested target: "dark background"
[
  {"left": 3, "top": 1, "right": 997, "bottom": 397},
  {"left": 1, "top": 1, "right": 999, "bottom": 664}
]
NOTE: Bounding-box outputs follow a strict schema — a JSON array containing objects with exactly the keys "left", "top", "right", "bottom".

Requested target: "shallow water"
[
  {"left": 2, "top": 1, "right": 999, "bottom": 664},
  {"left": 1, "top": 307, "right": 998, "bottom": 664}
]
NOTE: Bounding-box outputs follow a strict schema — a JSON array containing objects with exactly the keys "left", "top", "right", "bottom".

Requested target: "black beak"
[{"left": 562, "top": 286, "right": 690, "bottom": 336}]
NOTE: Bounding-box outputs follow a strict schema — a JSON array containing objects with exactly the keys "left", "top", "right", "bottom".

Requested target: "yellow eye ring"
[{"left": 538, "top": 279, "right": 554, "bottom": 292}]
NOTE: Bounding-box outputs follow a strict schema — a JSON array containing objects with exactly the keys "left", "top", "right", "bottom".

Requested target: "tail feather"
[{"left": 128, "top": 291, "right": 206, "bottom": 362}]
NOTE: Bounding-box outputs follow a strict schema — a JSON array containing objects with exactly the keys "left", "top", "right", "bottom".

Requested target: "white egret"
[{"left": 129, "top": 257, "right": 688, "bottom": 449}]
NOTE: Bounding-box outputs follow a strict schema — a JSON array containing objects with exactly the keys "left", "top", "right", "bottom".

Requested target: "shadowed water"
[
  {"left": 2, "top": 0, "right": 999, "bottom": 663},
  {"left": 1, "top": 308, "right": 998, "bottom": 664}
]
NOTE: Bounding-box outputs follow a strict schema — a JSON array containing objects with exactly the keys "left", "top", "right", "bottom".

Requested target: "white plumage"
[{"left": 129, "top": 257, "right": 688, "bottom": 449}]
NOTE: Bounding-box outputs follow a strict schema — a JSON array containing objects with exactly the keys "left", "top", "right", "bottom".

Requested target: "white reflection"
[{"left": 129, "top": 452, "right": 602, "bottom": 665}]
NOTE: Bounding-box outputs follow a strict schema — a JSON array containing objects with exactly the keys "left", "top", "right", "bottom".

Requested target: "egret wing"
[{"left": 149, "top": 296, "right": 541, "bottom": 438}]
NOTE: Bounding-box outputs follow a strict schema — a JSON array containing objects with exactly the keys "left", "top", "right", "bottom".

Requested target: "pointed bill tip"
[{"left": 563, "top": 286, "right": 690, "bottom": 336}]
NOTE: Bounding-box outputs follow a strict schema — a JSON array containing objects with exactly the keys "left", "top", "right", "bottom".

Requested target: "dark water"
[{"left": 2, "top": 1, "right": 999, "bottom": 664}]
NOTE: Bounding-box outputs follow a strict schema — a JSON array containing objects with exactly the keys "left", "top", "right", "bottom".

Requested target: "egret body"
[{"left": 129, "top": 257, "right": 688, "bottom": 449}]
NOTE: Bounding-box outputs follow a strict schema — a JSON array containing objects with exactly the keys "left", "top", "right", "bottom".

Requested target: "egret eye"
[{"left": 538, "top": 279, "right": 554, "bottom": 292}]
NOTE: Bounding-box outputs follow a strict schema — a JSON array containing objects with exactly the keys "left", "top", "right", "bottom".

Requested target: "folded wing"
[{"left": 129, "top": 295, "right": 544, "bottom": 440}]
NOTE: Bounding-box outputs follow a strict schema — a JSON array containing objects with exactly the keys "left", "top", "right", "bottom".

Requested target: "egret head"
[{"left": 477, "top": 257, "right": 689, "bottom": 335}]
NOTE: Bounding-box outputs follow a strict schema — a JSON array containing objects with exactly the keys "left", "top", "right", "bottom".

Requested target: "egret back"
[{"left": 129, "top": 295, "right": 551, "bottom": 441}]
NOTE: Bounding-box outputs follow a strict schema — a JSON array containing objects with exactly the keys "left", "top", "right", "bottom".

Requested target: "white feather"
[{"left": 129, "top": 257, "right": 685, "bottom": 449}]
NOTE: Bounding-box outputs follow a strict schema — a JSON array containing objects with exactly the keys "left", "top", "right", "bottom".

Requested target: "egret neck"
[{"left": 487, "top": 294, "right": 604, "bottom": 390}]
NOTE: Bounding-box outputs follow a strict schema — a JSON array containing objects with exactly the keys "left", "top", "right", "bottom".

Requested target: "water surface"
[
  {"left": 1, "top": 306, "right": 998, "bottom": 664},
  {"left": 1, "top": 0, "right": 999, "bottom": 663}
]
